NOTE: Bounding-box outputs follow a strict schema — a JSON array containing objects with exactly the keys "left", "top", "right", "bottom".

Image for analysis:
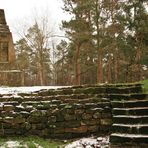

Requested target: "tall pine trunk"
[
  {"left": 74, "top": 44, "right": 81, "bottom": 85},
  {"left": 107, "top": 55, "right": 112, "bottom": 83},
  {"left": 97, "top": 52, "right": 103, "bottom": 83},
  {"left": 114, "top": 55, "right": 118, "bottom": 83},
  {"left": 38, "top": 63, "right": 44, "bottom": 86}
]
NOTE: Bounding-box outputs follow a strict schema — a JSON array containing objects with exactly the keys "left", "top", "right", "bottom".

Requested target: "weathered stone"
[
  {"left": 75, "top": 109, "right": 85, "bottom": 114},
  {"left": 73, "top": 103, "right": 85, "bottom": 109},
  {"left": 30, "top": 110, "right": 42, "bottom": 116},
  {"left": 53, "top": 128, "right": 65, "bottom": 134},
  {"left": 2, "top": 122, "right": 11, "bottom": 129},
  {"left": 12, "top": 96, "right": 24, "bottom": 103},
  {"left": 84, "top": 87, "right": 106, "bottom": 94},
  {"left": 1, "top": 111, "right": 18, "bottom": 117},
  {"left": 3, "top": 117, "right": 14, "bottom": 123},
  {"left": 92, "top": 97, "right": 102, "bottom": 103},
  {"left": 40, "top": 110, "right": 47, "bottom": 116},
  {"left": 49, "top": 104, "right": 58, "bottom": 109},
  {"left": 0, "top": 117, "right": 3, "bottom": 122},
  {"left": 100, "top": 119, "right": 112, "bottom": 126},
  {"left": 20, "top": 111, "right": 30, "bottom": 118},
  {"left": 64, "top": 104, "right": 73, "bottom": 109},
  {"left": 32, "top": 123, "right": 46, "bottom": 130},
  {"left": 59, "top": 103, "right": 67, "bottom": 108},
  {"left": 82, "top": 119, "right": 100, "bottom": 126},
  {"left": 61, "top": 108, "right": 75, "bottom": 115},
  {"left": 82, "top": 113, "right": 92, "bottom": 120},
  {"left": 48, "top": 116, "right": 57, "bottom": 123},
  {"left": 51, "top": 108, "right": 60, "bottom": 115},
  {"left": 65, "top": 126, "right": 87, "bottom": 133},
  {"left": 55, "top": 121, "right": 80, "bottom": 128},
  {"left": 4, "top": 129, "right": 16, "bottom": 134},
  {"left": 93, "top": 112, "right": 101, "bottom": 119},
  {"left": 56, "top": 114, "right": 65, "bottom": 122},
  {"left": 61, "top": 89, "right": 73, "bottom": 95},
  {"left": 25, "top": 105, "right": 34, "bottom": 112},
  {"left": 87, "top": 125, "right": 98, "bottom": 133},
  {"left": 38, "top": 90, "right": 51, "bottom": 96},
  {"left": 73, "top": 88, "right": 83, "bottom": 94},
  {"left": 0, "top": 104, "right": 3, "bottom": 110},
  {"left": 15, "top": 105, "right": 25, "bottom": 111},
  {"left": 3, "top": 105, "right": 15, "bottom": 111},
  {"left": 21, "top": 122, "right": 31, "bottom": 130},
  {"left": 0, "top": 129, "right": 4, "bottom": 135},
  {"left": 27, "top": 116, "right": 47, "bottom": 123},
  {"left": 14, "top": 115, "right": 25, "bottom": 124},
  {"left": 64, "top": 114, "right": 76, "bottom": 121},
  {"left": 40, "top": 128, "right": 49, "bottom": 137},
  {"left": 85, "top": 103, "right": 97, "bottom": 108},
  {"left": 36, "top": 105, "right": 46, "bottom": 110},
  {"left": 51, "top": 100, "right": 62, "bottom": 104},
  {"left": 29, "top": 129, "right": 43, "bottom": 135},
  {"left": 76, "top": 114, "right": 82, "bottom": 120},
  {"left": 101, "top": 113, "right": 111, "bottom": 118}
]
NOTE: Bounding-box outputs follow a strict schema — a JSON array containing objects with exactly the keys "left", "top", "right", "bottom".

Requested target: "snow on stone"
[{"left": 0, "top": 86, "right": 70, "bottom": 95}]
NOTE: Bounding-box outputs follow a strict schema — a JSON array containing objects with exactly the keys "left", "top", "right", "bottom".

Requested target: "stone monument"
[{"left": 0, "top": 9, "right": 22, "bottom": 86}]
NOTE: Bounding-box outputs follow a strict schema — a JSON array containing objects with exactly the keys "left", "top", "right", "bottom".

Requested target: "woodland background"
[{"left": 15, "top": 0, "right": 148, "bottom": 86}]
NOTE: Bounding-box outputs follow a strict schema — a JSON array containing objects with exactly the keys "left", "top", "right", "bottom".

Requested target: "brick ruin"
[{"left": 0, "top": 9, "right": 22, "bottom": 86}]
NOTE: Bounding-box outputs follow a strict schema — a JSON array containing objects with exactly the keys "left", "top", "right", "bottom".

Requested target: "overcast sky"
[{"left": 0, "top": 0, "right": 68, "bottom": 41}]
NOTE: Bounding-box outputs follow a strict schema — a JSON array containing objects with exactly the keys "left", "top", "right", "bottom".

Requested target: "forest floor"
[
  {"left": 0, "top": 135, "right": 110, "bottom": 148},
  {"left": 0, "top": 136, "right": 65, "bottom": 148}
]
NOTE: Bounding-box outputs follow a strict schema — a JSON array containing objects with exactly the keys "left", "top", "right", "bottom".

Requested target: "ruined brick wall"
[
  {"left": 0, "top": 9, "right": 15, "bottom": 63},
  {"left": 0, "top": 9, "right": 22, "bottom": 86},
  {"left": 0, "top": 84, "right": 142, "bottom": 138}
]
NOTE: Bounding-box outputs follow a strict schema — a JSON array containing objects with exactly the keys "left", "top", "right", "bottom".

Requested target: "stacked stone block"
[
  {"left": 0, "top": 84, "right": 142, "bottom": 139},
  {"left": 110, "top": 92, "right": 148, "bottom": 145}
]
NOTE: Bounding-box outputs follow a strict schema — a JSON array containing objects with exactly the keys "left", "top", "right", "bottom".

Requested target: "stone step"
[
  {"left": 112, "top": 100, "right": 148, "bottom": 108},
  {"left": 37, "top": 85, "right": 142, "bottom": 96},
  {"left": 113, "top": 115, "right": 148, "bottom": 124},
  {"left": 110, "top": 133, "right": 148, "bottom": 143},
  {"left": 113, "top": 107, "right": 148, "bottom": 115},
  {"left": 106, "top": 86, "right": 142, "bottom": 94},
  {"left": 110, "top": 93, "right": 148, "bottom": 101},
  {"left": 112, "top": 124, "right": 148, "bottom": 134}
]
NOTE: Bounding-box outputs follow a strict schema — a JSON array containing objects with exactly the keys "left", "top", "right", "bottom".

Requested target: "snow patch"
[
  {"left": 65, "top": 136, "right": 109, "bottom": 148},
  {"left": 0, "top": 86, "right": 71, "bottom": 95},
  {"left": 0, "top": 141, "right": 27, "bottom": 148}
]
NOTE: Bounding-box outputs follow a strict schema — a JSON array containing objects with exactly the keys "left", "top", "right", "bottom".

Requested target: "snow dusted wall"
[{"left": 0, "top": 84, "right": 142, "bottom": 138}]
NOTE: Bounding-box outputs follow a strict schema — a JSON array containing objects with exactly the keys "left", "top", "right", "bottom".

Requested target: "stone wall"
[{"left": 0, "top": 84, "right": 142, "bottom": 138}]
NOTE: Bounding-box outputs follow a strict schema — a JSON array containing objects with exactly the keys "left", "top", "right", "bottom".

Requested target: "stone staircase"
[{"left": 110, "top": 93, "right": 148, "bottom": 145}]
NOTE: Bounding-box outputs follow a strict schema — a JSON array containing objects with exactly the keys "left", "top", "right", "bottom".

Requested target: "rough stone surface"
[{"left": 0, "top": 83, "right": 143, "bottom": 140}]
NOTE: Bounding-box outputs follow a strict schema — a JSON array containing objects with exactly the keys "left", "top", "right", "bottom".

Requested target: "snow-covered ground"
[
  {"left": 65, "top": 136, "right": 110, "bottom": 148},
  {"left": 0, "top": 141, "right": 43, "bottom": 148},
  {"left": 0, "top": 86, "right": 70, "bottom": 95}
]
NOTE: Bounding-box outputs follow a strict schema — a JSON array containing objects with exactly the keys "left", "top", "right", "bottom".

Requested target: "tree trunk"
[
  {"left": 38, "top": 63, "right": 44, "bottom": 86},
  {"left": 97, "top": 53, "right": 103, "bottom": 83},
  {"left": 107, "top": 56, "right": 112, "bottom": 83},
  {"left": 114, "top": 55, "right": 118, "bottom": 83},
  {"left": 75, "top": 44, "right": 81, "bottom": 85},
  {"left": 21, "top": 70, "right": 25, "bottom": 86}
]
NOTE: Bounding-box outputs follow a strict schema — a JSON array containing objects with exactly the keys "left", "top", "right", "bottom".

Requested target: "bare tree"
[{"left": 14, "top": 8, "right": 55, "bottom": 85}]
